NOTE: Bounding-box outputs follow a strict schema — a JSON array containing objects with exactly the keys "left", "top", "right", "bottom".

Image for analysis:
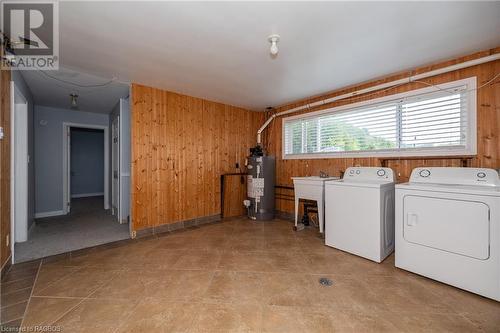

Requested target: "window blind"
[{"left": 283, "top": 85, "right": 470, "bottom": 157}]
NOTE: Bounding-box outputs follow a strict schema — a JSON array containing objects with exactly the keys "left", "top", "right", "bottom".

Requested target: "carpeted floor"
[{"left": 14, "top": 196, "right": 130, "bottom": 263}]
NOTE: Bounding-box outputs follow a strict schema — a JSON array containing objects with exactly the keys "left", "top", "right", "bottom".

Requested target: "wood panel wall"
[
  {"left": 222, "top": 174, "right": 247, "bottom": 218},
  {"left": 262, "top": 47, "right": 500, "bottom": 214},
  {"left": 1, "top": 69, "right": 11, "bottom": 268},
  {"left": 131, "top": 84, "right": 263, "bottom": 231}
]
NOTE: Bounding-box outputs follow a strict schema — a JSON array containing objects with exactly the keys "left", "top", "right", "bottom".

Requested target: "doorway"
[
  {"left": 70, "top": 128, "right": 105, "bottom": 201},
  {"left": 62, "top": 123, "right": 109, "bottom": 213},
  {"left": 14, "top": 121, "right": 130, "bottom": 263}
]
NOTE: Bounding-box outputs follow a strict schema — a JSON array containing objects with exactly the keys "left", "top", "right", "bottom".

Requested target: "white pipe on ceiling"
[{"left": 256, "top": 53, "right": 500, "bottom": 145}]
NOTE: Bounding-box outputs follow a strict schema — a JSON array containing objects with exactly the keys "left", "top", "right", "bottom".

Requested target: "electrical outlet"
[
  {"left": 130, "top": 230, "right": 137, "bottom": 239},
  {"left": 6, "top": 234, "right": 9, "bottom": 247}
]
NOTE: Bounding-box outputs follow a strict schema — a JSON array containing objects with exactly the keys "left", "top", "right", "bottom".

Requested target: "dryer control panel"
[
  {"left": 344, "top": 167, "right": 395, "bottom": 182},
  {"left": 410, "top": 167, "right": 500, "bottom": 186}
]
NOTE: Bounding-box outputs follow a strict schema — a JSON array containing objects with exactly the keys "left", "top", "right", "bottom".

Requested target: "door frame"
[
  {"left": 62, "top": 122, "right": 109, "bottom": 214},
  {"left": 111, "top": 115, "right": 120, "bottom": 220},
  {"left": 10, "top": 81, "right": 29, "bottom": 262}
]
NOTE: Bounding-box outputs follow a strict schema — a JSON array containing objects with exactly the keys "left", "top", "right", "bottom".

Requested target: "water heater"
[{"left": 246, "top": 146, "right": 275, "bottom": 220}]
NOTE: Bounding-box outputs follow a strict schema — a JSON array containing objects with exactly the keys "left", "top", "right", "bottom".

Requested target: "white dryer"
[
  {"left": 325, "top": 167, "right": 395, "bottom": 263},
  {"left": 395, "top": 167, "right": 500, "bottom": 301}
]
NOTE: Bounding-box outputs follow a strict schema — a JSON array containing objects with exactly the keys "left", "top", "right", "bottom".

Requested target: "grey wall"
[
  {"left": 12, "top": 72, "right": 35, "bottom": 229},
  {"left": 34, "top": 105, "right": 109, "bottom": 214},
  {"left": 70, "top": 128, "right": 105, "bottom": 196}
]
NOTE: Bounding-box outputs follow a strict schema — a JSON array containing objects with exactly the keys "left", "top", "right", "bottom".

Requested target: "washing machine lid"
[{"left": 326, "top": 179, "right": 394, "bottom": 189}]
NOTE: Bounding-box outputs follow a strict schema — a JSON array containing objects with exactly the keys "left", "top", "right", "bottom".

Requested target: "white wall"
[
  {"left": 34, "top": 106, "right": 109, "bottom": 215},
  {"left": 12, "top": 72, "right": 35, "bottom": 229}
]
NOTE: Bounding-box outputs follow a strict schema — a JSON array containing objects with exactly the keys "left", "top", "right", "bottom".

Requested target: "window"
[{"left": 283, "top": 77, "right": 476, "bottom": 159}]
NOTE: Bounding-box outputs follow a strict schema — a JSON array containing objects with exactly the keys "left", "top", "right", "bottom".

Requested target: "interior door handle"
[{"left": 407, "top": 213, "right": 418, "bottom": 226}]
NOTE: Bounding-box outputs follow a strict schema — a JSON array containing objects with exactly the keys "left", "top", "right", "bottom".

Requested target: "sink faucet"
[{"left": 319, "top": 171, "right": 329, "bottom": 178}]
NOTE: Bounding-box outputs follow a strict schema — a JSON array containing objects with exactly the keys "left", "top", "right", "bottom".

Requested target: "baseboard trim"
[
  {"left": 35, "top": 210, "right": 65, "bottom": 219},
  {"left": 134, "top": 214, "right": 222, "bottom": 238},
  {"left": 71, "top": 192, "right": 104, "bottom": 198}
]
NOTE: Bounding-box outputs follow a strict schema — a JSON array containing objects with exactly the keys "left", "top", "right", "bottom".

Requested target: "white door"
[
  {"left": 11, "top": 82, "right": 29, "bottom": 246},
  {"left": 119, "top": 97, "right": 131, "bottom": 225},
  {"left": 112, "top": 116, "right": 120, "bottom": 219}
]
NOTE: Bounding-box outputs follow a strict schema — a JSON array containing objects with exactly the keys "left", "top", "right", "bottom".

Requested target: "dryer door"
[{"left": 403, "top": 195, "right": 490, "bottom": 260}]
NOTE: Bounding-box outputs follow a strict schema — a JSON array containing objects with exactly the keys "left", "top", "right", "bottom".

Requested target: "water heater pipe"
[{"left": 256, "top": 53, "right": 500, "bottom": 145}]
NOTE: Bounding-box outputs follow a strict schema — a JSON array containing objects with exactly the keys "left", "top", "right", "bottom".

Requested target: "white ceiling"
[
  {"left": 24, "top": 1, "right": 500, "bottom": 111},
  {"left": 21, "top": 67, "right": 129, "bottom": 113}
]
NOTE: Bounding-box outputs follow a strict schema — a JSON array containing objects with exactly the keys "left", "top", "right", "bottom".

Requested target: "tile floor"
[{"left": 1, "top": 218, "right": 499, "bottom": 332}]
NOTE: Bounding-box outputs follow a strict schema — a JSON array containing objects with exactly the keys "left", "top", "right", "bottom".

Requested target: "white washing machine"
[
  {"left": 325, "top": 167, "right": 395, "bottom": 263},
  {"left": 395, "top": 167, "right": 500, "bottom": 301}
]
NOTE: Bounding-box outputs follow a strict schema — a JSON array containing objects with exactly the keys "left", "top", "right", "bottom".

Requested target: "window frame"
[{"left": 282, "top": 77, "right": 477, "bottom": 160}]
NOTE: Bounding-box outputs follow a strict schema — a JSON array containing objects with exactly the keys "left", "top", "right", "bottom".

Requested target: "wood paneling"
[
  {"left": 1, "top": 69, "right": 11, "bottom": 267},
  {"left": 262, "top": 47, "right": 500, "bottom": 214},
  {"left": 221, "top": 174, "right": 247, "bottom": 218},
  {"left": 130, "top": 84, "right": 263, "bottom": 231}
]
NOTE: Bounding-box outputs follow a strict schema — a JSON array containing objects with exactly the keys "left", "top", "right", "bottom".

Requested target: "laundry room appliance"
[
  {"left": 395, "top": 167, "right": 500, "bottom": 301},
  {"left": 245, "top": 145, "right": 275, "bottom": 220},
  {"left": 292, "top": 176, "right": 340, "bottom": 233},
  {"left": 325, "top": 167, "right": 395, "bottom": 263}
]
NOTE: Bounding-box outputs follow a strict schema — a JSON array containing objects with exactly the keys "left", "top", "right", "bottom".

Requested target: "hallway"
[{"left": 14, "top": 197, "right": 130, "bottom": 263}]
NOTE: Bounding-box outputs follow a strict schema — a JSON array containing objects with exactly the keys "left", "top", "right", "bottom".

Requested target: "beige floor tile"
[
  {"left": 115, "top": 299, "right": 197, "bottom": 333},
  {"left": 262, "top": 305, "right": 399, "bottom": 333},
  {"left": 302, "top": 250, "right": 389, "bottom": 275},
  {"left": 0, "top": 318, "right": 22, "bottom": 331},
  {"left": 52, "top": 298, "right": 137, "bottom": 333},
  {"left": 126, "top": 248, "right": 182, "bottom": 269},
  {"left": 358, "top": 275, "right": 454, "bottom": 314},
  {"left": 155, "top": 234, "right": 199, "bottom": 250},
  {"left": 225, "top": 237, "right": 266, "bottom": 252},
  {"left": 460, "top": 311, "right": 500, "bottom": 333},
  {"left": 4, "top": 261, "right": 40, "bottom": 274},
  {"left": 34, "top": 267, "right": 121, "bottom": 298},
  {"left": 261, "top": 273, "right": 368, "bottom": 311},
  {"left": 189, "top": 235, "right": 232, "bottom": 252},
  {"left": 262, "top": 237, "right": 303, "bottom": 253},
  {"left": 173, "top": 251, "right": 222, "bottom": 270},
  {"left": 1, "top": 300, "right": 27, "bottom": 324},
  {"left": 1, "top": 266, "right": 39, "bottom": 283},
  {"left": 91, "top": 268, "right": 170, "bottom": 299},
  {"left": 383, "top": 311, "right": 481, "bottom": 332},
  {"left": 261, "top": 273, "right": 316, "bottom": 307},
  {"left": 21, "top": 297, "right": 82, "bottom": 328},
  {"left": 223, "top": 251, "right": 308, "bottom": 273},
  {"left": 32, "top": 266, "right": 79, "bottom": 294},
  {"left": 190, "top": 302, "right": 262, "bottom": 333},
  {"left": 157, "top": 270, "right": 215, "bottom": 301},
  {"left": 1, "top": 287, "right": 32, "bottom": 308},
  {"left": 204, "top": 271, "right": 265, "bottom": 304},
  {"left": 1, "top": 276, "right": 36, "bottom": 294}
]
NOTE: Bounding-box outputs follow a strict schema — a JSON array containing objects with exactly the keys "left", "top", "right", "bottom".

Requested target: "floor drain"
[{"left": 319, "top": 277, "right": 333, "bottom": 286}]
